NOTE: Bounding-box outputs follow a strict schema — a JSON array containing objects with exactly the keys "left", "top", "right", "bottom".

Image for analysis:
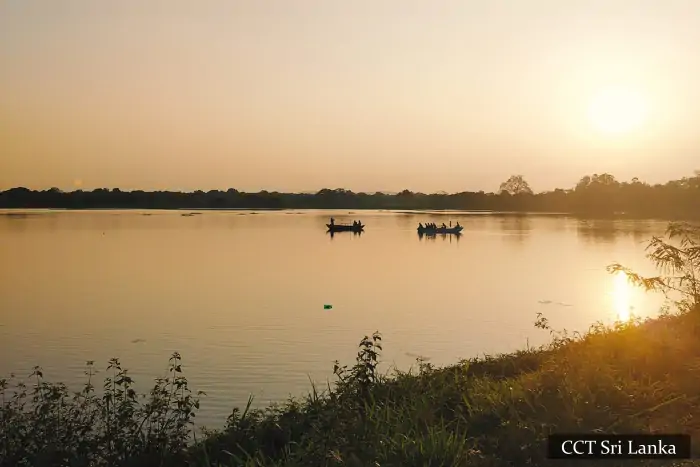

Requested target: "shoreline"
[
  {"left": 3, "top": 309, "right": 699, "bottom": 465},
  {"left": 0, "top": 207, "right": 687, "bottom": 222}
]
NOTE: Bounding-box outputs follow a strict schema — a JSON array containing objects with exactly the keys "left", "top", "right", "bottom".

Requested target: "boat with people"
[
  {"left": 417, "top": 221, "right": 463, "bottom": 235},
  {"left": 327, "top": 218, "right": 365, "bottom": 233}
]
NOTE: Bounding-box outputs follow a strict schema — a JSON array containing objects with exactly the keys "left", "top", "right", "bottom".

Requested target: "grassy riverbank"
[{"left": 3, "top": 308, "right": 700, "bottom": 467}]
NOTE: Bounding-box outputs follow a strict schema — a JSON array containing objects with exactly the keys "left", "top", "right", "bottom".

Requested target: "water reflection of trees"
[
  {"left": 395, "top": 213, "right": 415, "bottom": 229},
  {"left": 0, "top": 215, "right": 29, "bottom": 232},
  {"left": 497, "top": 214, "right": 532, "bottom": 245},
  {"left": 576, "top": 220, "right": 657, "bottom": 244}
]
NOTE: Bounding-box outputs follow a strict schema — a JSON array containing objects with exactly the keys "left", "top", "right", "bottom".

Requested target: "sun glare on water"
[
  {"left": 612, "top": 271, "right": 633, "bottom": 322},
  {"left": 588, "top": 86, "right": 649, "bottom": 135}
]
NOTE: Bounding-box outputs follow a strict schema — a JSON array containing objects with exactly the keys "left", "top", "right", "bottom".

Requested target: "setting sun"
[{"left": 587, "top": 86, "right": 649, "bottom": 135}]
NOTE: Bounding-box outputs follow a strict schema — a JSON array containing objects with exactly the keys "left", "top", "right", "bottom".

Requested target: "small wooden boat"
[
  {"left": 327, "top": 223, "right": 365, "bottom": 233},
  {"left": 417, "top": 225, "right": 463, "bottom": 235}
]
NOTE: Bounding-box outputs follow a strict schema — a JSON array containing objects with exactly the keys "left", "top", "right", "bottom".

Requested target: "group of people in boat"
[
  {"left": 328, "top": 218, "right": 461, "bottom": 231},
  {"left": 418, "top": 221, "right": 461, "bottom": 230},
  {"left": 329, "top": 218, "right": 363, "bottom": 228}
]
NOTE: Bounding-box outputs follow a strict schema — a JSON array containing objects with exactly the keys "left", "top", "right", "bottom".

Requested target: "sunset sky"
[{"left": 1, "top": 1, "right": 699, "bottom": 193}]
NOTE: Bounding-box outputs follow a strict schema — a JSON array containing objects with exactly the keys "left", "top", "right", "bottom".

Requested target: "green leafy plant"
[
  {"left": 0, "top": 353, "right": 203, "bottom": 467},
  {"left": 333, "top": 331, "right": 382, "bottom": 400}
]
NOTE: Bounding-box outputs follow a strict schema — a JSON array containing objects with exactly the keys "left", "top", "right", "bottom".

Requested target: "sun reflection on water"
[{"left": 612, "top": 270, "right": 633, "bottom": 322}]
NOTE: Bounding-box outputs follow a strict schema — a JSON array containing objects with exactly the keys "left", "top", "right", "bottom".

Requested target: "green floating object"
[{"left": 324, "top": 304, "right": 333, "bottom": 310}]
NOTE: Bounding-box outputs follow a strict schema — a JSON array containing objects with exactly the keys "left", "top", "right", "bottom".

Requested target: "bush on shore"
[{"left": 0, "top": 352, "right": 203, "bottom": 467}]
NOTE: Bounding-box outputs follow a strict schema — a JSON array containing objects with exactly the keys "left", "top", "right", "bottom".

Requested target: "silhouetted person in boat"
[
  {"left": 418, "top": 223, "right": 423, "bottom": 229},
  {"left": 441, "top": 223, "right": 446, "bottom": 229},
  {"left": 353, "top": 220, "right": 358, "bottom": 227},
  {"left": 456, "top": 221, "right": 461, "bottom": 228},
  {"left": 330, "top": 218, "right": 335, "bottom": 226}
]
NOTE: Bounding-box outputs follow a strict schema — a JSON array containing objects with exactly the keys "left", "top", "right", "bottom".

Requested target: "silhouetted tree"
[{"left": 499, "top": 175, "right": 533, "bottom": 195}]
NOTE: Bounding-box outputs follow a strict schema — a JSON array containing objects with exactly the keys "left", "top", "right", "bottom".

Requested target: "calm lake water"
[{"left": 0, "top": 209, "right": 667, "bottom": 429}]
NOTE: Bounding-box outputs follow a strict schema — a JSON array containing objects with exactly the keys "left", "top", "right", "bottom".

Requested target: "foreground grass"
[{"left": 4, "top": 310, "right": 700, "bottom": 467}]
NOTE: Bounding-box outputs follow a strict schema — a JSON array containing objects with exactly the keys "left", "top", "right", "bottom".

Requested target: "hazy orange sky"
[{"left": 1, "top": 1, "right": 699, "bottom": 193}]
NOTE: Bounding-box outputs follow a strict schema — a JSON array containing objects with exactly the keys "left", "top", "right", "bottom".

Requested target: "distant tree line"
[{"left": 2, "top": 172, "right": 700, "bottom": 219}]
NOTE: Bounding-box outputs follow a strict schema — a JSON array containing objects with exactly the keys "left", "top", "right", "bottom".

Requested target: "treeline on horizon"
[{"left": 2, "top": 172, "right": 700, "bottom": 218}]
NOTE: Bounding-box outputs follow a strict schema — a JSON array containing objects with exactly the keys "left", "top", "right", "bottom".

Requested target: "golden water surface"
[{"left": 0, "top": 210, "right": 665, "bottom": 428}]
